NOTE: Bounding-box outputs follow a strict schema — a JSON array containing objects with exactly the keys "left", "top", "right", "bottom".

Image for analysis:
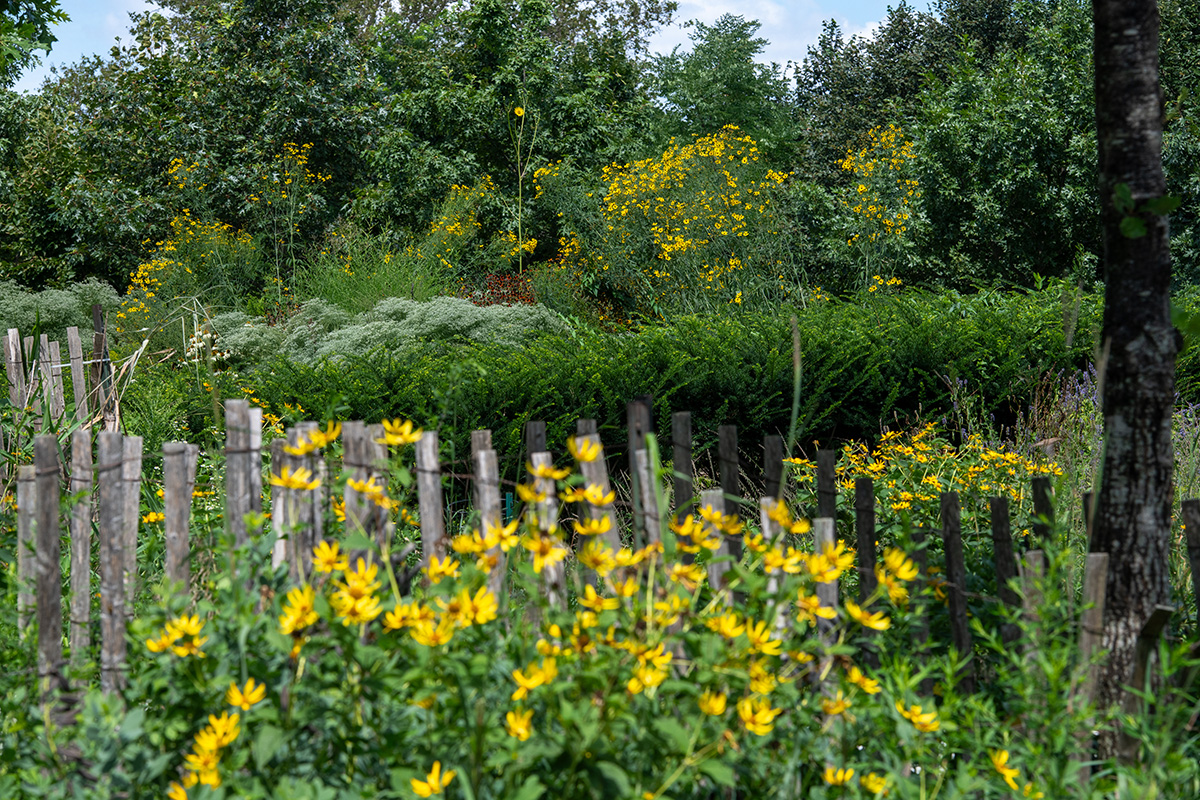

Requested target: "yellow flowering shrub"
[
  {"left": 536, "top": 126, "right": 791, "bottom": 314},
  {"left": 838, "top": 124, "right": 921, "bottom": 289}
]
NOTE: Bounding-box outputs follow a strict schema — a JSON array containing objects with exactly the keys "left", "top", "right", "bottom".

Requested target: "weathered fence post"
[
  {"left": 35, "top": 436, "right": 65, "bottom": 694},
  {"left": 163, "top": 441, "right": 194, "bottom": 592},
  {"left": 66, "top": 326, "right": 90, "bottom": 424},
  {"left": 69, "top": 429, "right": 93, "bottom": 670},
  {"left": 1031, "top": 476, "right": 1054, "bottom": 544},
  {"left": 816, "top": 449, "right": 837, "bottom": 519},
  {"left": 16, "top": 464, "right": 35, "bottom": 635},
  {"left": 718, "top": 425, "right": 742, "bottom": 566},
  {"left": 524, "top": 420, "right": 547, "bottom": 459},
  {"left": 225, "top": 399, "right": 252, "bottom": 546},
  {"left": 249, "top": 407, "right": 263, "bottom": 514},
  {"left": 474, "top": 443, "right": 505, "bottom": 595},
  {"left": 1077, "top": 552, "right": 1110, "bottom": 704},
  {"left": 760, "top": 497, "right": 790, "bottom": 633},
  {"left": 990, "top": 496, "right": 1022, "bottom": 646},
  {"left": 764, "top": 434, "right": 784, "bottom": 501},
  {"left": 416, "top": 430, "right": 446, "bottom": 568},
  {"left": 855, "top": 477, "right": 877, "bottom": 602},
  {"left": 671, "top": 411, "right": 693, "bottom": 525},
  {"left": 627, "top": 398, "right": 653, "bottom": 537},
  {"left": 1118, "top": 607, "right": 1174, "bottom": 763},
  {"left": 41, "top": 337, "right": 66, "bottom": 424},
  {"left": 577, "top": 433, "right": 621, "bottom": 555},
  {"left": 635, "top": 448, "right": 660, "bottom": 548},
  {"left": 97, "top": 431, "right": 126, "bottom": 694},
  {"left": 814, "top": 516, "right": 838, "bottom": 617},
  {"left": 1183, "top": 499, "right": 1200, "bottom": 622},
  {"left": 701, "top": 488, "right": 731, "bottom": 600},
  {"left": 941, "top": 491, "right": 975, "bottom": 694},
  {"left": 529, "top": 451, "right": 565, "bottom": 610},
  {"left": 121, "top": 435, "right": 143, "bottom": 611}
]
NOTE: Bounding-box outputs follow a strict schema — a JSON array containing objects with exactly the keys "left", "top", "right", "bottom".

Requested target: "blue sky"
[{"left": 12, "top": 0, "right": 897, "bottom": 94}]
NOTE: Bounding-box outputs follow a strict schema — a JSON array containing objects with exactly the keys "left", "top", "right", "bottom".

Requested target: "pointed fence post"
[
  {"left": 474, "top": 446, "right": 505, "bottom": 595},
  {"left": 816, "top": 449, "right": 837, "bottom": 519},
  {"left": 35, "top": 436, "right": 65, "bottom": 694},
  {"left": 69, "top": 429, "right": 93, "bottom": 672},
  {"left": 163, "top": 441, "right": 195, "bottom": 592},
  {"left": 628, "top": 398, "right": 653, "bottom": 538},
  {"left": 121, "top": 436, "right": 143, "bottom": 612},
  {"left": 16, "top": 464, "right": 35, "bottom": 635},
  {"left": 97, "top": 431, "right": 126, "bottom": 694},
  {"left": 225, "top": 399, "right": 252, "bottom": 546},
  {"left": 249, "top": 407, "right": 263, "bottom": 514},
  {"left": 941, "top": 491, "right": 975, "bottom": 694},
  {"left": 1032, "top": 476, "right": 1054, "bottom": 545},
  {"left": 416, "top": 430, "right": 446, "bottom": 568}
]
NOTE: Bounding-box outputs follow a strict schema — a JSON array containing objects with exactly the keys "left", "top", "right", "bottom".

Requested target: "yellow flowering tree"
[{"left": 838, "top": 123, "right": 920, "bottom": 289}]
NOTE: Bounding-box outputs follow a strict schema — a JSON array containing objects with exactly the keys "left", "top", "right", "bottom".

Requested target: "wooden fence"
[{"left": 9, "top": 394, "right": 1187, "bottom": 762}]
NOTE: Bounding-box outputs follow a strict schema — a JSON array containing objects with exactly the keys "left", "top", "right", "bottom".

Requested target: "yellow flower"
[
  {"left": 883, "top": 547, "right": 918, "bottom": 580},
  {"left": 705, "top": 611, "right": 745, "bottom": 639},
  {"left": 426, "top": 555, "right": 461, "bottom": 584},
  {"left": 698, "top": 690, "right": 727, "bottom": 716},
  {"left": 860, "top": 772, "right": 888, "bottom": 794},
  {"left": 823, "top": 766, "right": 854, "bottom": 786},
  {"left": 795, "top": 590, "right": 837, "bottom": 624},
  {"left": 845, "top": 600, "right": 891, "bottom": 631},
  {"left": 527, "top": 461, "right": 570, "bottom": 481},
  {"left": 579, "top": 583, "right": 619, "bottom": 612},
  {"left": 410, "top": 616, "right": 456, "bottom": 647},
  {"left": 141, "top": 511, "right": 164, "bottom": 524},
  {"left": 226, "top": 678, "right": 266, "bottom": 711},
  {"left": 666, "top": 562, "right": 706, "bottom": 590},
  {"left": 378, "top": 418, "right": 422, "bottom": 446},
  {"left": 269, "top": 466, "right": 320, "bottom": 491},
  {"left": 744, "top": 619, "right": 782, "bottom": 656},
  {"left": 511, "top": 658, "right": 556, "bottom": 700},
  {"left": 573, "top": 515, "right": 613, "bottom": 536},
  {"left": 206, "top": 711, "right": 241, "bottom": 747},
  {"left": 566, "top": 436, "right": 602, "bottom": 462},
  {"left": 521, "top": 531, "right": 568, "bottom": 573},
  {"left": 412, "top": 761, "right": 456, "bottom": 797},
  {"left": 737, "top": 695, "right": 782, "bottom": 736},
  {"left": 579, "top": 541, "right": 617, "bottom": 576},
  {"left": 822, "top": 690, "right": 852, "bottom": 716},
  {"left": 582, "top": 483, "right": 615, "bottom": 506},
  {"left": 847, "top": 665, "right": 881, "bottom": 694},
  {"left": 896, "top": 701, "right": 940, "bottom": 732},
  {"left": 516, "top": 482, "right": 547, "bottom": 503},
  {"left": 465, "top": 586, "right": 499, "bottom": 625},
  {"left": 312, "top": 540, "right": 348, "bottom": 573},
  {"left": 990, "top": 750, "right": 1021, "bottom": 791},
  {"left": 279, "top": 584, "right": 319, "bottom": 634},
  {"left": 513, "top": 106, "right": 525, "bottom": 117},
  {"left": 505, "top": 707, "right": 534, "bottom": 741},
  {"left": 167, "top": 781, "right": 188, "bottom": 800},
  {"left": 1022, "top": 782, "right": 1044, "bottom": 798}
]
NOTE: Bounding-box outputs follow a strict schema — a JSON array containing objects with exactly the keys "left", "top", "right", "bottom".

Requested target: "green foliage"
[
  {"left": 0, "top": 277, "right": 119, "bottom": 343},
  {"left": 909, "top": 6, "right": 1098, "bottom": 287},
  {"left": 231, "top": 288, "right": 1099, "bottom": 486},
  {"left": 651, "top": 15, "right": 797, "bottom": 159},
  {"left": 0, "top": 0, "right": 67, "bottom": 87},
  {"left": 212, "top": 296, "right": 570, "bottom": 367}
]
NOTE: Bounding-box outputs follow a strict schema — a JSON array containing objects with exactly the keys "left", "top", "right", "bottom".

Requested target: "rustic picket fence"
[
  {"left": 3, "top": 307, "right": 128, "bottom": 481},
  {"left": 11, "top": 392, "right": 1190, "bottom": 769}
]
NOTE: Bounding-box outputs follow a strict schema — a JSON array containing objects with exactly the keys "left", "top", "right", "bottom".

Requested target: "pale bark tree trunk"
[{"left": 1091, "top": 0, "right": 1177, "bottom": 750}]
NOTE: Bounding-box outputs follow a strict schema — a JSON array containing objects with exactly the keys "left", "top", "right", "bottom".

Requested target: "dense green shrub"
[
  {"left": 236, "top": 288, "right": 1100, "bottom": 484},
  {"left": 212, "top": 296, "right": 571, "bottom": 365},
  {"left": 0, "top": 278, "right": 120, "bottom": 343}
]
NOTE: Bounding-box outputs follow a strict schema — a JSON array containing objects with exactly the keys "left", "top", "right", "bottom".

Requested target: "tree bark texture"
[{"left": 1091, "top": 0, "right": 1177, "bottom": 728}]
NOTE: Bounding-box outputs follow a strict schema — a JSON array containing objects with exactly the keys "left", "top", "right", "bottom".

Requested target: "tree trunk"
[{"left": 1091, "top": 0, "right": 1177, "bottom": 751}]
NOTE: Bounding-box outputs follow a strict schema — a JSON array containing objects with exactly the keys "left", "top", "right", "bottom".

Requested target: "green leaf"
[
  {"left": 594, "top": 761, "right": 632, "bottom": 796},
  {"left": 340, "top": 531, "right": 376, "bottom": 552},
  {"left": 653, "top": 717, "right": 691, "bottom": 753},
  {"left": 1113, "top": 182, "right": 1135, "bottom": 213},
  {"left": 511, "top": 776, "right": 546, "bottom": 800},
  {"left": 1144, "top": 195, "right": 1182, "bottom": 215},
  {"left": 698, "top": 759, "right": 736, "bottom": 787},
  {"left": 1120, "top": 216, "right": 1147, "bottom": 238},
  {"left": 253, "top": 724, "right": 285, "bottom": 770},
  {"left": 120, "top": 708, "right": 145, "bottom": 742}
]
